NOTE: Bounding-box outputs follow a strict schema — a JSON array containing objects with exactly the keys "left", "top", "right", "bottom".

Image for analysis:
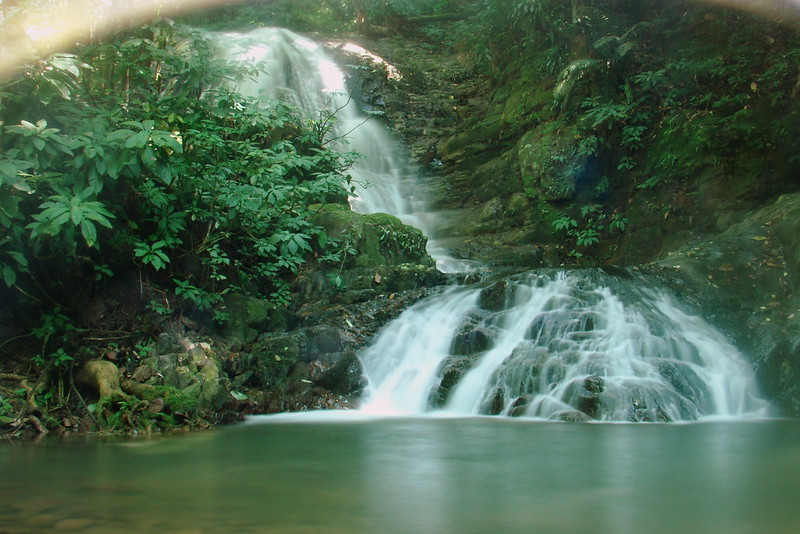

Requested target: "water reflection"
[{"left": 2, "top": 418, "right": 800, "bottom": 533}]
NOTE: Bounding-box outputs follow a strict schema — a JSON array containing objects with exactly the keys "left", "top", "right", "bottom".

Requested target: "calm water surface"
[{"left": 2, "top": 416, "right": 799, "bottom": 533}]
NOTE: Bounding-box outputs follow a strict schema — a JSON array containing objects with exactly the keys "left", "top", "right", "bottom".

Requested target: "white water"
[
  {"left": 214, "top": 28, "right": 467, "bottom": 272},
  {"left": 218, "top": 28, "right": 770, "bottom": 422},
  {"left": 359, "top": 271, "right": 770, "bottom": 421}
]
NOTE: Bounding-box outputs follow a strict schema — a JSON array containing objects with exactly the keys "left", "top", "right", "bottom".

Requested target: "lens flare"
[{"left": 0, "top": 0, "right": 246, "bottom": 81}]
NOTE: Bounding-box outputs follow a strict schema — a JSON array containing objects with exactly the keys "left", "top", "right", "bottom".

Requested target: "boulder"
[{"left": 645, "top": 192, "right": 800, "bottom": 416}]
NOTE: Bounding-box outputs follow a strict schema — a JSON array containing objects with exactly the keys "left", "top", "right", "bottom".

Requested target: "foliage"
[
  {"left": 0, "top": 20, "right": 356, "bottom": 322},
  {"left": 552, "top": 204, "right": 628, "bottom": 259},
  {"left": 181, "top": 0, "right": 472, "bottom": 33}
]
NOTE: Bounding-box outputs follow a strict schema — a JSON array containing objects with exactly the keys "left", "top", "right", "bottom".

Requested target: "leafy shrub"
[{"left": 0, "top": 20, "right": 356, "bottom": 317}]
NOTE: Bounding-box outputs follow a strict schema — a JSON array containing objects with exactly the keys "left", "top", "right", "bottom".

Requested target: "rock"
[
  {"left": 429, "top": 355, "right": 478, "bottom": 408},
  {"left": 552, "top": 410, "right": 591, "bottom": 422},
  {"left": 218, "top": 294, "right": 289, "bottom": 345},
  {"left": 147, "top": 397, "right": 165, "bottom": 414},
  {"left": 576, "top": 375, "right": 604, "bottom": 418},
  {"left": 517, "top": 123, "right": 583, "bottom": 202},
  {"left": 477, "top": 280, "right": 509, "bottom": 311},
  {"left": 653, "top": 359, "right": 710, "bottom": 409},
  {"left": 508, "top": 395, "right": 531, "bottom": 417},
  {"left": 313, "top": 204, "right": 435, "bottom": 268},
  {"left": 132, "top": 335, "right": 228, "bottom": 411},
  {"left": 450, "top": 324, "right": 493, "bottom": 355},
  {"left": 583, "top": 374, "right": 604, "bottom": 393},
  {"left": 312, "top": 351, "right": 366, "bottom": 395}
]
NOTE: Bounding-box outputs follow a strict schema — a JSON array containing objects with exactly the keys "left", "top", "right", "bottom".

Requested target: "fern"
[{"left": 553, "top": 59, "right": 603, "bottom": 114}]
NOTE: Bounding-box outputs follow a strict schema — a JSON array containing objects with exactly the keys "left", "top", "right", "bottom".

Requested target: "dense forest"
[{"left": 1, "top": 0, "right": 799, "bottom": 437}]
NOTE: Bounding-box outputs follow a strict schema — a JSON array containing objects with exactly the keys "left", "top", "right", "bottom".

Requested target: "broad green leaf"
[
  {"left": 80, "top": 220, "right": 98, "bottom": 247},
  {"left": 125, "top": 130, "right": 150, "bottom": 149},
  {"left": 1, "top": 265, "right": 15, "bottom": 287},
  {"left": 6, "top": 251, "right": 28, "bottom": 269},
  {"left": 70, "top": 205, "right": 84, "bottom": 225},
  {"left": 0, "top": 195, "right": 20, "bottom": 220}
]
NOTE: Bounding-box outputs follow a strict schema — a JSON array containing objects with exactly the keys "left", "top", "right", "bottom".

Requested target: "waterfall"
[
  {"left": 213, "top": 27, "right": 467, "bottom": 272},
  {"left": 218, "top": 28, "right": 770, "bottom": 422},
  {"left": 359, "top": 270, "right": 769, "bottom": 421}
]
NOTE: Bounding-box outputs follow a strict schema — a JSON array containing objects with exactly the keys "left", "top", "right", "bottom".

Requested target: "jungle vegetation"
[{"left": 1, "top": 0, "right": 799, "bottom": 433}]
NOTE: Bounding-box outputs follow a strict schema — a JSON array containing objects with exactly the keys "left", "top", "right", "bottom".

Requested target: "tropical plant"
[{"left": 0, "top": 20, "right": 357, "bottom": 318}]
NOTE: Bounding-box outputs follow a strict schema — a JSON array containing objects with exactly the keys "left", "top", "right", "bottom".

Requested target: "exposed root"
[{"left": 75, "top": 360, "right": 124, "bottom": 401}]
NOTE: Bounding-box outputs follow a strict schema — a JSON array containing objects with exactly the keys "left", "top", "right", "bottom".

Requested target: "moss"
[
  {"left": 313, "top": 205, "right": 433, "bottom": 268},
  {"left": 122, "top": 382, "right": 201, "bottom": 416},
  {"left": 495, "top": 67, "right": 553, "bottom": 129},
  {"left": 517, "top": 120, "right": 582, "bottom": 201},
  {"left": 219, "top": 294, "right": 288, "bottom": 343}
]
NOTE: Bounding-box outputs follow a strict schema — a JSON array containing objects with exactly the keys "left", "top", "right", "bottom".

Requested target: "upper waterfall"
[{"left": 213, "top": 27, "right": 466, "bottom": 272}]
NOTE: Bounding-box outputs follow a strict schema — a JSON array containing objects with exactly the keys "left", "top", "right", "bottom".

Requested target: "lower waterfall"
[
  {"left": 359, "top": 270, "right": 769, "bottom": 422},
  {"left": 218, "top": 27, "right": 770, "bottom": 422}
]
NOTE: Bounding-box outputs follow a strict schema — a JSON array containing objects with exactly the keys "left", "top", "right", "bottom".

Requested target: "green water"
[{"left": 2, "top": 415, "right": 799, "bottom": 533}]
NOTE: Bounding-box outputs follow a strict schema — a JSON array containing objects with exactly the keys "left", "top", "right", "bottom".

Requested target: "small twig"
[
  {"left": 70, "top": 373, "right": 99, "bottom": 428},
  {"left": 0, "top": 333, "right": 33, "bottom": 351},
  {"left": 0, "top": 373, "right": 25, "bottom": 381},
  {"left": 83, "top": 335, "right": 135, "bottom": 342}
]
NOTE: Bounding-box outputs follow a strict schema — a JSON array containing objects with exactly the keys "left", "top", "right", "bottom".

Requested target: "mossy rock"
[
  {"left": 517, "top": 121, "right": 583, "bottom": 202},
  {"left": 131, "top": 336, "right": 228, "bottom": 411},
  {"left": 218, "top": 294, "right": 290, "bottom": 344},
  {"left": 313, "top": 204, "right": 434, "bottom": 268}
]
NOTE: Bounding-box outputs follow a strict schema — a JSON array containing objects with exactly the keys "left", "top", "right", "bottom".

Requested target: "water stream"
[
  {"left": 360, "top": 270, "right": 769, "bottom": 421},
  {"left": 217, "top": 27, "right": 770, "bottom": 423}
]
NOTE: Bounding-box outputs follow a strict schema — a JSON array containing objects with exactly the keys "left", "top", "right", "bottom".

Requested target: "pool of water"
[{"left": 2, "top": 415, "right": 799, "bottom": 533}]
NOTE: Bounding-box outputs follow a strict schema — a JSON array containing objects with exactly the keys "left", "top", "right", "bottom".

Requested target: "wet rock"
[
  {"left": 646, "top": 192, "right": 800, "bottom": 416},
  {"left": 551, "top": 410, "right": 591, "bottom": 422},
  {"left": 653, "top": 359, "right": 710, "bottom": 409},
  {"left": 508, "top": 395, "right": 530, "bottom": 417},
  {"left": 311, "top": 351, "right": 366, "bottom": 395},
  {"left": 576, "top": 375, "right": 604, "bottom": 419},
  {"left": 477, "top": 280, "right": 509, "bottom": 311},
  {"left": 450, "top": 324, "right": 493, "bottom": 356},
  {"left": 583, "top": 374, "right": 605, "bottom": 394},
  {"left": 485, "top": 388, "right": 506, "bottom": 415},
  {"left": 429, "top": 355, "right": 477, "bottom": 408}
]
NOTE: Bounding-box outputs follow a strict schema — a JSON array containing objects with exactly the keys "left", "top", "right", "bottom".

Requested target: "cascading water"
[
  {"left": 359, "top": 270, "right": 770, "bottom": 422},
  {"left": 214, "top": 28, "right": 465, "bottom": 272},
  {"left": 219, "top": 28, "right": 770, "bottom": 422}
]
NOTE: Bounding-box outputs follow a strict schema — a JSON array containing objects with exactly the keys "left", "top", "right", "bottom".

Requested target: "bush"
[{"left": 0, "top": 20, "right": 356, "bottom": 317}]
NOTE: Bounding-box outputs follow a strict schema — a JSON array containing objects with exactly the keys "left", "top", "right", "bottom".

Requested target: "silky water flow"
[{"left": 217, "top": 28, "right": 770, "bottom": 423}]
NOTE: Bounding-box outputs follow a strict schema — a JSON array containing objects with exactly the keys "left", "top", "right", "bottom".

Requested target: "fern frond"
[{"left": 553, "top": 59, "right": 603, "bottom": 113}]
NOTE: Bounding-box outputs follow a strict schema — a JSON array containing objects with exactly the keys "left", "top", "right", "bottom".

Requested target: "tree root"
[
  {"left": 27, "top": 415, "right": 47, "bottom": 434},
  {"left": 75, "top": 360, "right": 124, "bottom": 401}
]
